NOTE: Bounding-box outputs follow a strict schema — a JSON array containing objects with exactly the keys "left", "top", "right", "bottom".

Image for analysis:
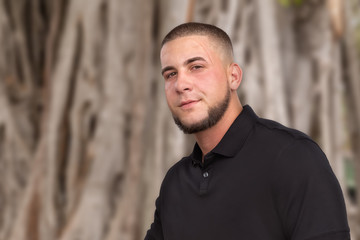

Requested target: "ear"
[{"left": 228, "top": 63, "right": 242, "bottom": 91}]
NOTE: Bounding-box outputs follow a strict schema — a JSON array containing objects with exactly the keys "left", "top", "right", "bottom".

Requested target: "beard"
[{"left": 173, "top": 89, "right": 231, "bottom": 134}]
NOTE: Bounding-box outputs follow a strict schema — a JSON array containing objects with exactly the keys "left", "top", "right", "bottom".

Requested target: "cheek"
[
  {"left": 164, "top": 84, "right": 175, "bottom": 104},
  {"left": 201, "top": 74, "right": 229, "bottom": 103},
  {"left": 164, "top": 80, "right": 173, "bottom": 95},
  {"left": 196, "top": 70, "right": 226, "bottom": 91}
]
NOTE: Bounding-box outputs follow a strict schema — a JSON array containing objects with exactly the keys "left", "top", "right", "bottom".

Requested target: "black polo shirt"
[{"left": 145, "top": 105, "right": 350, "bottom": 240}]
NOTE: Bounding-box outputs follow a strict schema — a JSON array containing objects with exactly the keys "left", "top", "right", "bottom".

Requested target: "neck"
[{"left": 194, "top": 98, "right": 242, "bottom": 160}]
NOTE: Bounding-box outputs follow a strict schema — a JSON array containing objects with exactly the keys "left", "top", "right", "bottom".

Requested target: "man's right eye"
[{"left": 165, "top": 72, "right": 177, "bottom": 79}]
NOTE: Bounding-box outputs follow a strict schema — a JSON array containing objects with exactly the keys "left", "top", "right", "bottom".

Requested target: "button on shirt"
[{"left": 145, "top": 105, "right": 350, "bottom": 240}]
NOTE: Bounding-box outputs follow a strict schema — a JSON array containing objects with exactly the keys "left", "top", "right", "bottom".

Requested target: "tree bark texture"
[{"left": 0, "top": 0, "right": 359, "bottom": 239}]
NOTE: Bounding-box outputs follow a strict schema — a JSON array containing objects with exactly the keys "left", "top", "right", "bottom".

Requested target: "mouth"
[{"left": 179, "top": 99, "right": 200, "bottom": 109}]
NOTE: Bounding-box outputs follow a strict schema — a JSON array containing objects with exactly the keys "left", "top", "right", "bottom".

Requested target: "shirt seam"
[{"left": 255, "top": 117, "right": 311, "bottom": 143}]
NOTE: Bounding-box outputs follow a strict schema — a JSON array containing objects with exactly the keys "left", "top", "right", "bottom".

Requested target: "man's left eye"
[{"left": 192, "top": 65, "right": 202, "bottom": 70}]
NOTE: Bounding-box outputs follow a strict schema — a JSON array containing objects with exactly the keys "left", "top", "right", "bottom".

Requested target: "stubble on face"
[{"left": 173, "top": 88, "right": 231, "bottom": 134}]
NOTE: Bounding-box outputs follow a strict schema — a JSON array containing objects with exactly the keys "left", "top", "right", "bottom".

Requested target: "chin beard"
[{"left": 173, "top": 90, "right": 230, "bottom": 134}]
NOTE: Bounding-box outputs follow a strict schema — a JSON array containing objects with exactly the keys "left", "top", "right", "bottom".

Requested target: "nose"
[{"left": 175, "top": 72, "right": 193, "bottom": 93}]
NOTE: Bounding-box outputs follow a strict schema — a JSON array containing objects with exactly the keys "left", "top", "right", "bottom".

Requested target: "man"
[{"left": 145, "top": 22, "right": 350, "bottom": 240}]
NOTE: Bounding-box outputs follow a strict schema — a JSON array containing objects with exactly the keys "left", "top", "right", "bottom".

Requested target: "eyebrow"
[
  {"left": 185, "top": 56, "right": 206, "bottom": 65},
  {"left": 161, "top": 56, "right": 207, "bottom": 76}
]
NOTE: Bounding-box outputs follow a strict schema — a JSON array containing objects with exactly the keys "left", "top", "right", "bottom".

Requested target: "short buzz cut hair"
[{"left": 161, "top": 22, "right": 234, "bottom": 60}]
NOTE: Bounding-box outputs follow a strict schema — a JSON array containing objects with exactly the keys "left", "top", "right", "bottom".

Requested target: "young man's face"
[{"left": 160, "top": 35, "right": 231, "bottom": 134}]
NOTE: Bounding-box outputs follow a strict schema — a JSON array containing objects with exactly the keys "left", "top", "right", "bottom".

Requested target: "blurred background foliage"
[{"left": 278, "top": 0, "right": 305, "bottom": 7}]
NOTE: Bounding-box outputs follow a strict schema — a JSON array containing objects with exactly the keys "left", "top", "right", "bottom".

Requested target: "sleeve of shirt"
[
  {"left": 272, "top": 138, "right": 350, "bottom": 240},
  {"left": 144, "top": 195, "right": 164, "bottom": 240}
]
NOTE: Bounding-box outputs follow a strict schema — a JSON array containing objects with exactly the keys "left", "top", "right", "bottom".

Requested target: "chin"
[{"left": 178, "top": 114, "right": 207, "bottom": 126}]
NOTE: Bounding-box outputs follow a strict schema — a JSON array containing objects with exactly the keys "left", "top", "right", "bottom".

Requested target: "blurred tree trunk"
[
  {"left": 256, "top": 0, "right": 289, "bottom": 125},
  {"left": 0, "top": 0, "right": 359, "bottom": 240},
  {"left": 0, "top": 0, "right": 191, "bottom": 239},
  {"left": 343, "top": 0, "right": 360, "bottom": 238}
]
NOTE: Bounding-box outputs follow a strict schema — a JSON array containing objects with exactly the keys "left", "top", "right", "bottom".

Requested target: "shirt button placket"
[{"left": 199, "top": 170, "right": 210, "bottom": 195}]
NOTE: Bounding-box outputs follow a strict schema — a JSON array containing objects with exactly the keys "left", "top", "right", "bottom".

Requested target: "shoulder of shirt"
[
  {"left": 168, "top": 156, "right": 189, "bottom": 172},
  {"left": 160, "top": 156, "right": 189, "bottom": 187},
  {"left": 252, "top": 116, "right": 328, "bottom": 161},
  {"left": 255, "top": 116, "right": 313, "bottom": 142},
  {"left": 254, "top": 116, "right": 329, "bottom": 167}
]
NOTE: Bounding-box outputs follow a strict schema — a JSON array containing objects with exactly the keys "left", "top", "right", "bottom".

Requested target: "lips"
[{"left": 179, "top": 99, "right": 200, "bottom": 109}]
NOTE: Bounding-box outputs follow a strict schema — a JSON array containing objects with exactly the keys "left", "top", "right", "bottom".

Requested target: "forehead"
[{"left": 160, "top": 35, "right": 219, "bottom": 66}]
